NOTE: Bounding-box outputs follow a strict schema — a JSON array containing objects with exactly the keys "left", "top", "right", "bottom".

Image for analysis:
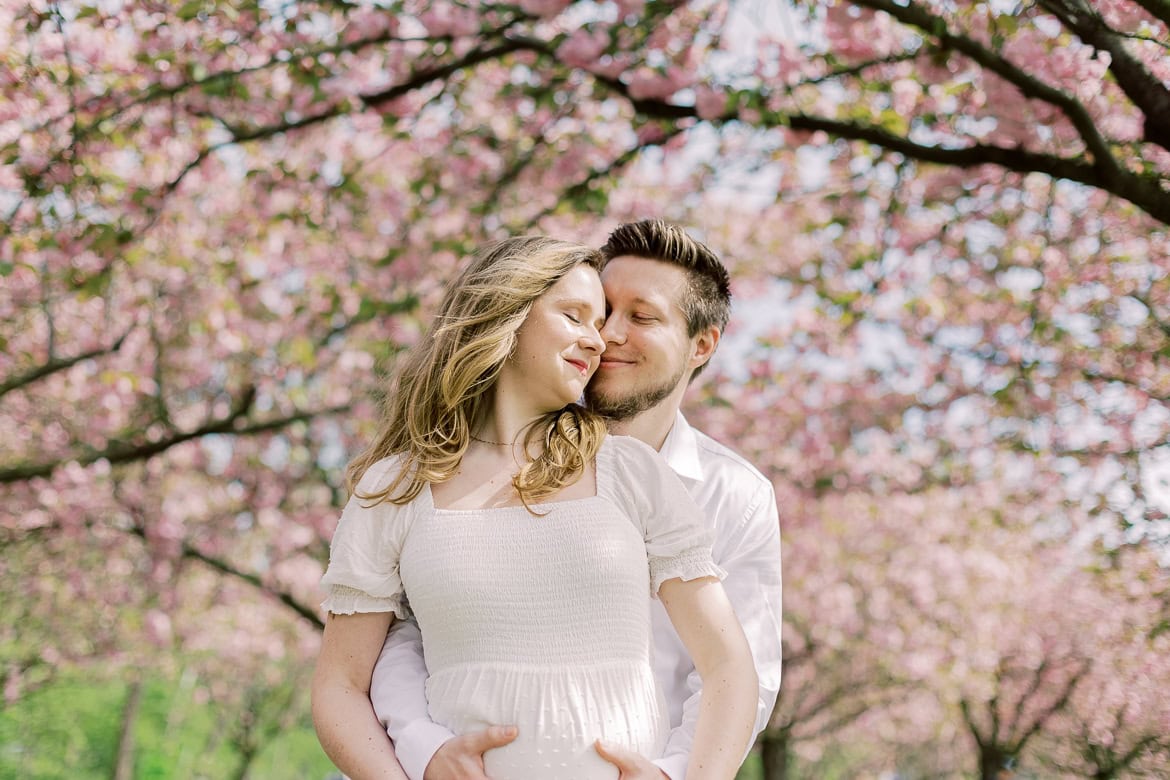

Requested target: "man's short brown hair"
[{"left": 600, "top": 220, "right": 731, "bottom": 379}]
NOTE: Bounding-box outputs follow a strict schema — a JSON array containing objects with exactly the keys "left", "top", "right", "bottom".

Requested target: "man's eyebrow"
[{"left": 623, "top": 295, "right": 668, "bottom": 312}]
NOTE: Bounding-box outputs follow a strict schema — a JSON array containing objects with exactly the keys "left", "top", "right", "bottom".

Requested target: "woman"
[{"left": 312, "top": 236, "right": 757, "bottom": 780}]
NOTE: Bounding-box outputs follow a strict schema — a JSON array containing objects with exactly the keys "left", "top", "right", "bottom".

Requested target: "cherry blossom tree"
[
  {"left": 1029, "top": 546, "right": 1170, "bottom": 778},
  {"left": 687, "top": 366, "right": 1170, "bottom": 777},
  {"left": 3, "top": 1, "right": 1169, "bottom": 777}
]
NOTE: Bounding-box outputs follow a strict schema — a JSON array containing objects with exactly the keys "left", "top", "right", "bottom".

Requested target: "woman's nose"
[{"left": 581, "top": 327, "right": 604, "bottom": 353}]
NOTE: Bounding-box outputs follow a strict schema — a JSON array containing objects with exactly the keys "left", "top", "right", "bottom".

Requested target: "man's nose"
[{"left": 599, "top": 317, "right": 625, "bottom": 345}]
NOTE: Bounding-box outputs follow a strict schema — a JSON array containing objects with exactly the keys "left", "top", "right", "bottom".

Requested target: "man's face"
[{"left": 586, "top": 255, "right": 696, "bottom": 419}]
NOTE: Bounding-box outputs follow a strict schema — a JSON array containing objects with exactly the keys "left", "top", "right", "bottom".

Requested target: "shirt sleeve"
[
  {"left": 319, "top": 456, "right": 414, "bottom": 619},
  {"left": 370, "top": 619, "right": 456, "bottom": 780},
  {"left": 609, "top": 436, "right": 727, "bottom": 595},
  {"left": 652, "top": 478, "right": 784, "bottom": 779}
]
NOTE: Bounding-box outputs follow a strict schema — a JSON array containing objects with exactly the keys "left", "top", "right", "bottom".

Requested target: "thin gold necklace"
[{"left": 470, "top": 433, "right": 511, "bottom": 446}]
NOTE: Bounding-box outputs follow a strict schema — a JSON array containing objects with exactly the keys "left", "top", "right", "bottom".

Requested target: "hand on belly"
[{"left": 483, "top": 735, "right": 621, "bottom": 780}]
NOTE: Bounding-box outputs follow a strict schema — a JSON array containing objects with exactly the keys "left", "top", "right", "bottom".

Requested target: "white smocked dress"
[{"left": 320, "top": 434, "right": 725, "bottom": 780}]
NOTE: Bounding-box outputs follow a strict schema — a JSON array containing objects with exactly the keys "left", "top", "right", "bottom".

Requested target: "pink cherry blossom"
[
  {"left": 558, "top": 27, "right": 609, "bottom": 68},
  {"left": 2, "top": 1, "right": 1169, "bottom": 774}
]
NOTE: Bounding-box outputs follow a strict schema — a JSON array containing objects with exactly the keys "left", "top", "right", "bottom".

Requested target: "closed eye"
[{"left": 565, "top": 312, "right": 582, "bottom": 324}]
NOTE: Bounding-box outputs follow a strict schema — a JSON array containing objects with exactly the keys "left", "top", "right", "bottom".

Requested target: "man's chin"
[
  {"left": 587, "top": 367, "right": 684, "bottom": 420},
  {"left": 584, "top": 387, "right": 624, "bottom": 418},
  {"left": 586, "top": 387, "right": 654, "bottom": 420}
]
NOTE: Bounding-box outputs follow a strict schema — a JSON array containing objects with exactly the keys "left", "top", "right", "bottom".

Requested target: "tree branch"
[
  {"left": 157, "top": 35, "right": 544, "bottom": 198},
  {"left": 853, "top": 0, "right": 1121, "bottom": 173},
  {"left": 521, "top": 131, "right": 680, "bottom": 228},
  {"left": 181, "top": 542, "right": 323, "bottom": 630},
  {"left": 1130, "top": 0, "right": 1170, "bottom": 28},
  {"left": 960, "top": 697, "right": 988, "bottom": 750},
  {"left": 1001, "top": 657, "right": 1052, "bottom": 742},
  {"left": 798, "top": 683, "right": 911, "bottom": 739},
  {"left": 7, "top": 24, "right": 461, "bottom": 160},
  {"left": 0, "top": 394, "right": 354, "bottom": 484},
  {"left": 1037, "top": 0, "right": 1170, "bottom": 151},
  {"left": 578, "top": 53, "right": 1170, "bottom": 225},
  {"left": 589, "top": 72, "right": 696, "bottom": 120},
  {"left": 49, "top": 2, "right": 80, "bottom": 160},
  {"left": 787, "top": 671, "right": 904, "bottom": 736},
  {"left": 124, "top": 520, "right": 324, "bottom": 630},
  {"left": 778, "top": 114, "right": 1169, "bottom": 226},
  {"left": 1079, "top": 366, "right": 1169, "bottom": 404},
  {"left": 1009, "top": 659, "right": 1090, "bottom": 753},
  {"left": 0, "top": 327, "right": 131, "bottom": 399},
  {"left": 1130, "top": 292, "right": 1170, "bottom": 341},
  {"left": 989, "top": 663, "right": 1004, "bottom": 744},
  {"left": 0, "top": 385, "right": 256, "bottom": 483},
  {"left": 228, "top": 402, "right": 352, "bottom": 438},
  {"left": 799, "top": 51, "right": 922, "bottom": 86},
  {"left": 360, "top": 38, "right": 536, "bottom": 108}
]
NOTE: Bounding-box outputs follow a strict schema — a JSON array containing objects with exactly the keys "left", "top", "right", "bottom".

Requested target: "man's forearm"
[
  {"left": 313, "top": 683, "right": 410, "bottom": 780},
  {"left": 370, "top": 620, "right": 458, "bottom": 780}
]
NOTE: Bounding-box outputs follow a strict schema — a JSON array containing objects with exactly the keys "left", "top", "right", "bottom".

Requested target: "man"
[{"left": 369, "top": 220, "right": 783, "bottom": 780}]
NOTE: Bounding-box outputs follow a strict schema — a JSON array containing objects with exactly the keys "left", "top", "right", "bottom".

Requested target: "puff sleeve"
[
  {"left": 319, "top": 456, "right": 415, "bottom": 619},
  {"left": 605, "top": 435, "right": 727, "bottom": 595}
]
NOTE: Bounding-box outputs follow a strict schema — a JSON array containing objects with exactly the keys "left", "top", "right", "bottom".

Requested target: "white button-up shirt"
[{"left": 369, "top": 412, "right": 783, "bottom": 780}]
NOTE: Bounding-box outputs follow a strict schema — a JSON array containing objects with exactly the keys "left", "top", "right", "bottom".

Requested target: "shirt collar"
[{"left": 659, "top": 411, "right": 704, "bottom": 482}]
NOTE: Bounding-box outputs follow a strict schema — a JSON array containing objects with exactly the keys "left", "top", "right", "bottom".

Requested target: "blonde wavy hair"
[{"left": 346, "top": 236, "right": 609, "bottom": 509}]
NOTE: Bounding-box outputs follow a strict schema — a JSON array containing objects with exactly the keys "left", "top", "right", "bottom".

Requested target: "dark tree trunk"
[
  {"left": 113, "top": 678, "right": 142, "bottom": 780},
  {"left": 760, "top": 730, "right": 790, "bottom": 780},
  {"left": 980, "top": 747, "right": 1011, "bottom": 780}
]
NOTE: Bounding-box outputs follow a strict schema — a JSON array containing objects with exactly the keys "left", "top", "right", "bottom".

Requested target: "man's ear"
[{"left": 688, "top": 326, "right": 720, "bottom": 371}]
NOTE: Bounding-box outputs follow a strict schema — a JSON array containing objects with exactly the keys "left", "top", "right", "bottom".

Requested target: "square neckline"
[{"left": 424, "top": 435, "right": 614, "bottom": 514}]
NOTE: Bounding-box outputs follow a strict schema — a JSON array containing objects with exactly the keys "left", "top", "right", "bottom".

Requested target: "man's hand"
[
  {"left": 422, "top": 726, "right": 518, "bottom": 780},
  {"left": 593, "top": 740, "right": 670, "bottom": 780}
]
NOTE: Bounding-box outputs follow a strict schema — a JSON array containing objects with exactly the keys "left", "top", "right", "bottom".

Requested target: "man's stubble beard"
[{"left": 585, "top": 363, "right": 687, "bottom": 421}]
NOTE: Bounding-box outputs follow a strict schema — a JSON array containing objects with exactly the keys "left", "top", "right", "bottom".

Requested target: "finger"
[
  {"left": 593, "top": 739, "right": 636, "bottom": 770},
  {"left": 462, "top": 725, "right": 519, "bottom": 753}
]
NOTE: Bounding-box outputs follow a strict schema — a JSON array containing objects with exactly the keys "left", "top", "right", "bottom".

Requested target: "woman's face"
[{"left": 499, "top": 264, "right": 606, "bottom": 414}]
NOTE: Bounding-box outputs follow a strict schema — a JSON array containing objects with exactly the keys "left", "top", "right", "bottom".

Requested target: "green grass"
[
  {"left": 0, "top": 674, "right": 334, "bottom": 780},
  {"left": 2, "top": 673, "right": 777, "bottom": 779},
  {"left": 736, "top": 753, "right": 764, "bottom": 779}
]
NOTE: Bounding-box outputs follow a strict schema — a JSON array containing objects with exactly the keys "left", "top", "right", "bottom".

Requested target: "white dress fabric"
[{"left": 320, "top": 434, "right": 724, "bottom": 780}]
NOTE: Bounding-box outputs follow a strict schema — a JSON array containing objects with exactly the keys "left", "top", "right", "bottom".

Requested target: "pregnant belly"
[{"left": 426, "top": 661, "right": 667, "bottom": 780}]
